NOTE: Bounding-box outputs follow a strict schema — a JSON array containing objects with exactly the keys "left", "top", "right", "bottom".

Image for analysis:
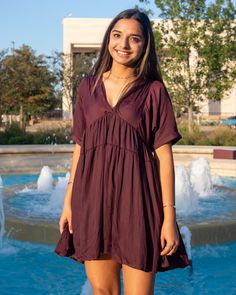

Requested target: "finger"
[
  {"left": 160, "top": 244, "right": 175, "bottom": 256},
  {"left": 59, "top": 220, "right": 67, "bottom": 234},
  {"left": 166, "top": 243, "right": 179, "bottom": 256},
  {"left": 166, "top": 246, "right": 177, "bottom": 256},
  {"left": 68, "top": 219, "right": 73, "bottom": 234},
  {"left": 160, "top": 235, "right": 165, "bottom": 251}
]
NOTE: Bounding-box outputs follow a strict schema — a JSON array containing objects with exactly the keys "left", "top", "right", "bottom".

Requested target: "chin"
[{"left": 112, "top": 55, "right": 138, "bottom": 67}]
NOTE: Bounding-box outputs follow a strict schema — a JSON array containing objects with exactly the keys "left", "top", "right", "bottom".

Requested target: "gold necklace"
[
  {"left": 109, "top": 70, "right": 136, "bottom": 80},
  {"left": 103, "top": 73, "right": 131, "bottom": 108}
]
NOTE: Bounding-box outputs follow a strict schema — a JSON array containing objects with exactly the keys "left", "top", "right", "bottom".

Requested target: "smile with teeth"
[{"left": 116, "top": 50, "right": 131, "bottom": 56}]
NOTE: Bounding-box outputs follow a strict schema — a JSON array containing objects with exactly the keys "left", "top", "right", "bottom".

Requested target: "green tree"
[
  {"left": 140, "top": 0, "right": 236, "bottom": 132},
  {"left": 48, "top": 51, "right": 97, "bottom": 119},
  {"left": 1, "top": 45, "right": 57, "bottom": 130},
  {"left": 0, "top": 49, "right": 8, "bottom": 127}
]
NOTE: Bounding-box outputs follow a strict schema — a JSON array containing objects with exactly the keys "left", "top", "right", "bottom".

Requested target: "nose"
[{"left": 121, "top": 37, "right": 130, "bottom": 49}]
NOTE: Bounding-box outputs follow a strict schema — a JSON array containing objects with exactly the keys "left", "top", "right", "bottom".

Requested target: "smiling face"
[{"left": 108, "top": 18, "right": 145, "bottom": 68}]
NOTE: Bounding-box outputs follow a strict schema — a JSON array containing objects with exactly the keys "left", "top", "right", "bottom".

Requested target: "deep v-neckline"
[
  {"left": 100, "top": 78, "right": 128, "bottom": 111},
  {"left": 99, "top": 77, "right": 149, "bottom": 112}
]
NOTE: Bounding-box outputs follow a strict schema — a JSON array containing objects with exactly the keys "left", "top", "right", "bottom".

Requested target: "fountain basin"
[
  {"left": 2, "top": 171, "right": 236, "bottom": 246},
  {"left": 4, "top": 216, "right": 236, "bottom": 247},
  {"left": 1, "top": 146, "right": 236, "bottom": 248}
]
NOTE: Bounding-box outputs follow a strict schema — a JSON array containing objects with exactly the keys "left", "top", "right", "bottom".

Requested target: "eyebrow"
[{"left": 111, "top": 29, "right": 143, "bottom": 38}]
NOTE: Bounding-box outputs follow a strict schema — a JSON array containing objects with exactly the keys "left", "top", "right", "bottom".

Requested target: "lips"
[{"left": 115, "top": 50, "right": 131, "bottom": 56}]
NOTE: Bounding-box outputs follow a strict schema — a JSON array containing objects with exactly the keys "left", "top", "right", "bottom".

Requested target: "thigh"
[
  {"left": 122, "top": 264, "right": 156, "bottom": 295},
  {"left": 85, "top": 253, "right": 121, "bottom": 294}
]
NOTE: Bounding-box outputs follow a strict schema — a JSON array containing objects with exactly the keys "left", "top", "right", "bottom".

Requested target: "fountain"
[
  {"left": 37, "top": 166, "right": 53, "bottom": 192},
  {"left": 0, "top": 156, "right": 235, "bottom": 247},
  {"left": 0, "top": 151, "right": 235, "bottom": 295}
]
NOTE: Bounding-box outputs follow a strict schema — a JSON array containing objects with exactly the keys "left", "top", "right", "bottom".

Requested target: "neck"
[{"left": 109, "top": 63, "right": 136, "bottom": 80}]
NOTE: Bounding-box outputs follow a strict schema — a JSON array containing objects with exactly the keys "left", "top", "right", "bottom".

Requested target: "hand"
[
  {"left": 160, "top": 219, "right": 180, "bottom": 256},
  {"left": 59, "top": 204, "right": 73, "bottom": 234}
]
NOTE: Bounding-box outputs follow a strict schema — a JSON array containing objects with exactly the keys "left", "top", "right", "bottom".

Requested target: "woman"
[{"left": 55, "top": 8, "right": 190, "bottom": 295}]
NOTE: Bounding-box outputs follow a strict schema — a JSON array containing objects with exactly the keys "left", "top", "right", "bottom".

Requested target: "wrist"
[
  {"left": 163, "top": 204, "right": 175, "bottom": 208},
  {"left": 163, "top": 206, "right": 176, "bottom": 221},
  {"left": 163, "top": 215, "right": 176, "bottom": 225},
  {"left": 64, "top": 190, "right": 72, "bottom": 203}
]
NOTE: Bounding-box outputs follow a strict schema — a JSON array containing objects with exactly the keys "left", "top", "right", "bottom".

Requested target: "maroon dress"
[{"left": 54, "top": 75, "right": 190, "bottom": 273}]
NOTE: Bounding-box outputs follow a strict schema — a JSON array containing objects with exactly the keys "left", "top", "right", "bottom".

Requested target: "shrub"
[
  {"left": 0, "top": 122, "right": 32, "bottom": 144},
  {"left": 7, "top": 133, "right": 34, "bottom": 144},
  {"left": 33, "top": 125, "right": 72, "bottom": 144},
  {"left": 0, "top": 122, "right": 72, "bottom": 144},
  {"left": 0, "top": 121, "right": 235, "bottom": 146},
  {"left": 208, "top": 126, "right": 236, "bottom": 146},
  {"left": 4, "top": 121, "right": 24, "bottom": 137},
  {"left": 178, "top": 123, "right": 210, "bottom": 145},
  {"left": 177, "top": 123, "right": 235, "bottom": 146}
]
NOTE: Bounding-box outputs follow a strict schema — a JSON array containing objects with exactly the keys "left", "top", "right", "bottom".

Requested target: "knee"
[{"left": 92, "top": 285, "right": 113, "bottom": 295}]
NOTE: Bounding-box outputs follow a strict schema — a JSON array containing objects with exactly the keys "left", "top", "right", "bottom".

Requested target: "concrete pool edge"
[
  {"left": 0, "top": 144, "right": 235, "bottom": 177},
  {"left": 4, "top": 217, "right": 236, "bottom": 247}
]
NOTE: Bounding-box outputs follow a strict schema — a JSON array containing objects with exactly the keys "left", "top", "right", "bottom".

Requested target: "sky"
[{"left": 0, "top": 0, "right": 161, "bottom": 56}]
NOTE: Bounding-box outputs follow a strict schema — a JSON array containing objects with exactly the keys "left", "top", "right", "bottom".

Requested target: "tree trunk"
[
  {"left": 19, "top": 103, "right": 26, "bottom": 131},
  {"left": 188, "top": 105, "right": 193, "bottom": 133}
]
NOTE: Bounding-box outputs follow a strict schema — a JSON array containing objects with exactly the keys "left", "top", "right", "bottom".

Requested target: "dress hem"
[{"left": 54, "top": 247, "right": 190, "bottom": 274}]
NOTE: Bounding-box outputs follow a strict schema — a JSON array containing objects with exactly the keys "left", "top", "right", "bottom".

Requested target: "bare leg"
[
  {"left": 85, "top": 253, "right": 121, "bottom": 295},
  {"left": 122, "top": 264, "right": 156, "bottom": 295}
]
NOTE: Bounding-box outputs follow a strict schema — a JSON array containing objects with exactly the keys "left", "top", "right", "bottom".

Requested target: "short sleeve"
[
  {"left": 71, "top": 78, "right": 87, "bottom": 145},
  {"left": 150, "top": 81, "right": 182, "bottom": 150}
]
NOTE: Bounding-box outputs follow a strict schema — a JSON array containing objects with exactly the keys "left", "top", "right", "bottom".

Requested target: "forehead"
[{"left": 111, "top": 19, "right": 143, "bottom": 35}]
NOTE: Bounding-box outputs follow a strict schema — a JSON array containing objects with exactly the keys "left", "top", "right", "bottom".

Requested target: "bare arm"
[
  {"left": 155, "top": 143, "right": 176, "bottom": 222},
  {"left": 59, "top": 143, "right": 81, "bottom": 234},
  {"left": 154, "top": 143, "right": 179, "bottom": 256},
  {"left": 63, "top": 143, "right": 81, "bottom": 205}
]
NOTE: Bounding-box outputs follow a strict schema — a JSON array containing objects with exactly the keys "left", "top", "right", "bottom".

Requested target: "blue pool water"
[
  {"left": 0, "top": 239, "right": 235, "bottom": 295},
  {"left": 0, "top": 173, "right": 65, "bottom": 187},
  {"left": 1, "top": 174, "right": 236, "bottom": 190},
  {"left": 1, "top": 174, "right": 236, "bottom": 223}
]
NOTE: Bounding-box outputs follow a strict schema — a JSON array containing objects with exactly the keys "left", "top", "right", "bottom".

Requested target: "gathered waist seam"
[{"left": 84, "top": 142, "right": 138, "bottom": 154}]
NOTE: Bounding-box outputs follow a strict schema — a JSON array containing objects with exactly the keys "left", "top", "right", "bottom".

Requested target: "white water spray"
[
  {"left": 175, "top": 166, "right": 199, "bottom": 215},
  {"left": 180, "top": 226, "right": 192, "bottom": 261},
  {"left": 13, "top": 157, "right": 220, "bottom": 220},
  {"left": 42, "top": 172, "right": 70, "bottom": 215},
  {"left": 31, "top": 172, "right": 70, "bottom": 217},
  {"left": 0, "top": 176, "right": 3, "bottom": 188},
  {"left": 189, "top": 157, "right": 213, "bottom": 197},
  {"left": 175, "top": 157, "right": 214, "bottom": 215},
  {"left": 37, "top": 166, "right": 53, "bottom": 191}
]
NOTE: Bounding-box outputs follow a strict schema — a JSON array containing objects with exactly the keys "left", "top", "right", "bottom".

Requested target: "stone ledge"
[
  {"left": 4, "top": 217, "right": 236, "bottom": 247},
  {"left": 0, "top": 145, "right": 235, "bottom": 177},
  {"left": 0, "top": 144, "right": 233, "bottom": 155},
  {"left": 0, "top": 144, "right": 74, "bottom": 154}
]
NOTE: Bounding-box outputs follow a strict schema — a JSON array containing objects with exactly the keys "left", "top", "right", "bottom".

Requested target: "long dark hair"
[{"left": 90, "top": 8, "right": 163, "bottom": 95}]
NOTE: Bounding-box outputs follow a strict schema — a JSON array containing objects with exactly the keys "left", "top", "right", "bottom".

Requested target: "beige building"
[{"left": 62, "top": 18, "right": 236, "bottom": 120}]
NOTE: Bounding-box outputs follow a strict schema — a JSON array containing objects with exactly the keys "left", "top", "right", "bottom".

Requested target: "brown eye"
[
  {"left": 113, "top": 33, "right": 120, "bottom": 38},
  {"left": 130, "top": 36, "right": 141, "bottom": 43}
]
